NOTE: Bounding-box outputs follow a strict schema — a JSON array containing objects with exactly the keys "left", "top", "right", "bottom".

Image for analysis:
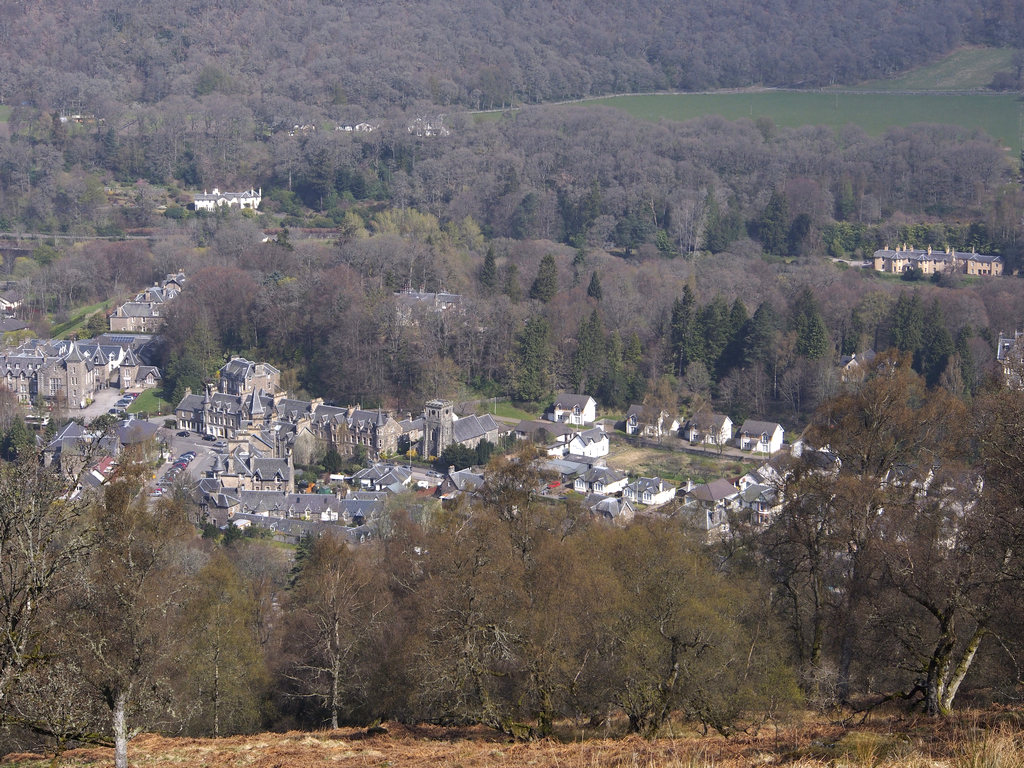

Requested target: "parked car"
[
  {"left": 108, "top": 406, "right": 125, "bottom": 415},
  {"left": 177, "top": 430, "right": 190, "bottom": 437},
  {"left": 202, "top": 434, "right": 217, "bottom": 442},
  {"left": 181, "top": 451, "right": 196, "bottom": 460},
  {"left": 125, "top": 392, "right": 140, "bottom": 400}
]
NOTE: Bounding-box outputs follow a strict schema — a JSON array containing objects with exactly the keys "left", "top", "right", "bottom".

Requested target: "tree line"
[
  {"left": 136, "top": 206, "right": 1021, "bottom": 435},
  {"left": 4, "top": 102, "right": 1020, "bottom": 273}
]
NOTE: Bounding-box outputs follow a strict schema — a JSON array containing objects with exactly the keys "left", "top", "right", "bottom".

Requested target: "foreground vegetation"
[
  {"left": 5, "top": 712, "right": 1024, "bottom": 768},
  {"left": 2, "top": 358, "right": 1024, "bottom": 764}
]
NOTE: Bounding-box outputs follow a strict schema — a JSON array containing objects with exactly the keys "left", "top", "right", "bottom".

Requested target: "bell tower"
[{"left": 422, "top": 399, "right": 454, "bottom": 458}]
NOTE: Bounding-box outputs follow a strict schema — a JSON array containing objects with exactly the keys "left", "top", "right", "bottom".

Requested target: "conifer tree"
[
  {"left": 586, "top": 270, "right": 602, "bottom": 300},
  {"left": 668, "top": 285, "right": 695, "bottom": 377},
  {"left": 758, "top": 189, "right": 790, "bottom": 256},
  {"left": 479, "top": 246, "right": 497, "bottom": 292},
  {"left": 511, "top": 317, "right": 552, "bottom": 401},
  {"left": 792, "top": 287, "right": 830, "bottom": 360},
  {"left": 529, "top": 254, "right": 558, "bottom": 303}
]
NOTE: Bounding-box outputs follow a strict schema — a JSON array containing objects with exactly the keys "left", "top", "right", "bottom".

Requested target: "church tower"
[{"left": 422, "top": 399, "right": 454, "bottom": 459}]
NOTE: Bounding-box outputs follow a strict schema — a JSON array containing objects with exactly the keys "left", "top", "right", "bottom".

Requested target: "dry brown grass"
[{"left": 4, "top": 712, "right": 1024, "bottom": 768}]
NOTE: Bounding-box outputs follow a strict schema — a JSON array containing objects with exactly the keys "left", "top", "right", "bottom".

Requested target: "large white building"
[{"left": 193, "top": 187, "right": 262, "bottom": 212}]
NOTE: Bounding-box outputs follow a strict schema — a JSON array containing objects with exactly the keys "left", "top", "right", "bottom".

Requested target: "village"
[
  {"left": 12, "top": 243, "right": 1017, "bottom": 550},
  {"left": 6, "top": 264, "right": 799, "bottom": 543}
]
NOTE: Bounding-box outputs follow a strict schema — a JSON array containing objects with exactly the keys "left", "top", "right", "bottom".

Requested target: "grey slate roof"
[
  {"left": 688, "top": 478, "right": 738, "bottom": 502},
  {"left": 115, "top": 419, "right": 160, "bottom": 445},
  {"left": 551, "top": 394, "right": 595, "bottom": 410},
  {"left": 579, "top": 466, "right": 624, "bottom": 485},
  {"left": 584, "top": 493, "right": 635, "bottom": 519},
  {"left": 452, "top": 413, "right": 500, "bottom": 444},
  {"left": 737, "top": 419, "right": 782, "bottom": 435},
  {"left": 686, "top": 412, "right": 730, "bottom": 432}
]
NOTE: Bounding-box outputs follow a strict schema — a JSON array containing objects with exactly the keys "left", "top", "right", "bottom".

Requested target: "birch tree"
[
  {"left": 0, "top": 454, "right": 92, "bottom": 714},
  {"left": 71, "top": 463, "right": 192, "bottom": 768},
  {"left": 286, "top": 533, "right": 387, "bottom": 729}
]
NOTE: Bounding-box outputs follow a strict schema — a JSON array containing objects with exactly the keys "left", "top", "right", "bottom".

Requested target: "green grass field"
[
  {"left": 478, "top": 47, "right": 1023, "bottom": 156},
  {"left": 51, "top": 299, "right": 115, "bottom": 339},
  {"left": 852, "top": 46, "right": 1014, "bottom": 91},
  {"left": 0, "top": 105, "right": 11, "bottom": 123},
  {"left": 585, "top": 91, "right": 1022, "bottom": 156},
  {"left": 478, "top": 400, "right": 539, "bottom": 422},
  {"left": 127, "top": 388, "right": 173, "bottom": 416}
]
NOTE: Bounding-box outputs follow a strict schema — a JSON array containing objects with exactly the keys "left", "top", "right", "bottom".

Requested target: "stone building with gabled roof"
[
  {"left": 0, "top": 336, "right": 159, "bottom": 408},
  {"left": 872, "top": 244, "right": 1003, "bottom": 276},
  {"left": 218, "top": 358, "right": 281, "bottom": 396}
]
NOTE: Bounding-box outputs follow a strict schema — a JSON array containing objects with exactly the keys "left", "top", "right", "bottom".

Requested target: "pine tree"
[
  {"left": 586, "top": 271, "right": 603, "bottom": 300},
  {"left": 792, "top": 287, "right": 830, "bottom": 360},
  {"left": 598, "top": 331, "right": 627, "bottom": 407},
  {"left": 479, "top": 245, "right": 497, "bottom": 292},
  {"left": 916, "top": 300, "right": 954, "bottom": 387},
  {"left": 694, "top": 295, "right": 731, "bottom": 373},
  {"left": 668, "top": 285, "right": 695, "bottom": 377},
  {"left": 624, "top": 332, "right": 647, "bottom": 404},
  {"left": 890, "top": 292, "right": 924, "bottom": 354},
  {"left": 718, "top": 298, "right": 749, "bottom": 377},
  {"left": 529, "top": 253, "right": 558, "bottom": 303},
  {"left": 743, "top": 302, "right": 779, "bottom": 368},
  {"left": 758, "top": 189, "right": 790, "bottom": 256},
  {"left": 511, "top": 316, "right": 552, "bottom": 401},
  {"left": 571, "top": 310, "right": 605, "bottom": 393}
]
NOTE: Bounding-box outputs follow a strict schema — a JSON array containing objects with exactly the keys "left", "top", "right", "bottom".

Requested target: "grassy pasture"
[
  {"left": 477, "top": 47, "right": 1023, "bottom": 156},
  {"left": 852, "top": 45, "right": 1015, "bottom": 91},
  {"left": 584, "top": 91, "right": 1022, "bottom": 156},
  {"left": 0, "top": 105, "right": 11, "bottom": 123}
]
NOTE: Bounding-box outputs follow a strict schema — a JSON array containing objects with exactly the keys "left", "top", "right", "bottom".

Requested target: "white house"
[
  {"left": 193, "top": 187, "right": 262, "bottom": 212},
  {"left": 624, "top": 476, "right": 676, "bottom": 507},
  {"left": 624, "top": 404, "right": 680, "bottom": 438},
  {"left": 682, "top": 412, "right": 733, "bottom": 446},
  {"left": 735, "top": 420, "right": 785, "bottom": 455},
  {"left": 546, "top": 394, "right": 597, "bottom": 426},
  {"left": 564, "top": 427, "right": 609, "bottom": 458},
  {"left": 573, "top": 466, "right": 627, "bottom": 495}
]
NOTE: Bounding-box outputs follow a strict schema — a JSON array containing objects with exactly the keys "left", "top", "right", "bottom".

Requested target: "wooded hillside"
[{"left": 0, "top": 0, "right": 1017, "bottom": 116}]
